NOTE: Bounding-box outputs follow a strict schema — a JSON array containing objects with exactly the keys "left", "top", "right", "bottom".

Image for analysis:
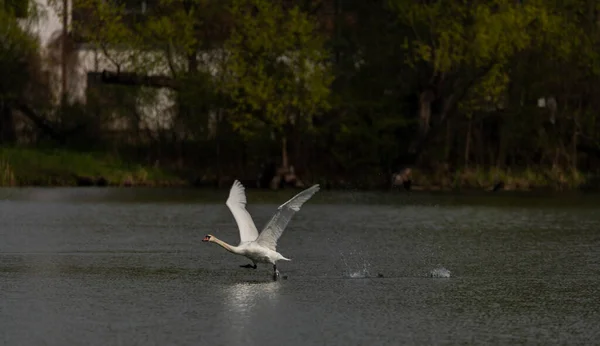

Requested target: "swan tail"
[{"left": 280, "top": 256, "right": 291, "bottom": 261}]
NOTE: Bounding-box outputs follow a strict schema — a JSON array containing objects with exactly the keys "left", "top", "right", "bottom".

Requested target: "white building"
[{"left": 20, "top": 0, "right": 184, "bottom": 132}]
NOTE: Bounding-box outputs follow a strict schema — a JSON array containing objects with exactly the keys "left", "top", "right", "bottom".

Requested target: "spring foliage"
[{"left": 222, "top": 0, "right": 333, "bottom": 137}]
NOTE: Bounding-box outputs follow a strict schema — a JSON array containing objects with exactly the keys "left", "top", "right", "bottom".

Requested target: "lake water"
[{"left": 1, "top": 188, "right": 599, "bottom": 345}]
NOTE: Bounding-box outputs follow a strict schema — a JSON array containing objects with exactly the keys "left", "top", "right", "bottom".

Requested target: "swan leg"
[
  {"left": 240, "top": 263, "right": 257, "bottom": 269},
  {"left": 272, "top": 264, "right": 280, "bottom": 281}
]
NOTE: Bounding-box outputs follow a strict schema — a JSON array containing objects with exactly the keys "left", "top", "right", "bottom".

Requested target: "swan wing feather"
[
  {"left": 226, "top": 180, "right": 260, "bottom": 244},
  {"left": 256, "top": 184, "right": 320, "bottom": 251}
]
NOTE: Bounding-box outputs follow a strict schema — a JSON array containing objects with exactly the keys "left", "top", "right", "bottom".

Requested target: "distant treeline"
[{"left": 2, "top": 0, "right": 600, "bottom": 190}]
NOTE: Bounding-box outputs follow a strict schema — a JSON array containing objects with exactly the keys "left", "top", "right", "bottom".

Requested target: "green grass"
[
  {"left": 412, "top": 165, "right": 588, "bottom": 191},
  {"left": 0, "top": 147, "right": 591, "bottom": 190},
  {"left": 0, "top": 147, "right": 186, "bottom": 187}
]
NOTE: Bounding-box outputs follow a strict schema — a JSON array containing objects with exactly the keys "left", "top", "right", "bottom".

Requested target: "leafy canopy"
[
  {"left": 222, "top": 0, "right": 333, "bottom": 137},
  {"left": 0, "top": 5, "right": 40, "bottom": 101},
  {"left": 389, "top": 0, "right": 566, "bottom": 112}
]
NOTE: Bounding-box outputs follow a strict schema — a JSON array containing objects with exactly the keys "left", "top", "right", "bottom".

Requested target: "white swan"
[{"left": 203, "top": 180, "right": 320, "bottom": 280}]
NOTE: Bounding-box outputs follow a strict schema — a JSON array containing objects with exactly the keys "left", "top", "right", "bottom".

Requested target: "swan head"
[{"left": 202, "top": 234, "right": 213, "bottom": 242}]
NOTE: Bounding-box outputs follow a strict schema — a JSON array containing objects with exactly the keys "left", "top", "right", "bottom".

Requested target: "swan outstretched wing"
[
  {"left": 256, "top": 184, "right": 320, "bottom": 251},
  {"left": 226, "top": 180, "right": 260, "bottom": 243}
]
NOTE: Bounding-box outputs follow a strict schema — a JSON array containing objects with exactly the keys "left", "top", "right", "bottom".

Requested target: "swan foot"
[
  {"left": 240, "top": 264, "right": 257, "bottom": 269},
  {"left": 273, "top": 265, "right": 280, "bottom": 281}
]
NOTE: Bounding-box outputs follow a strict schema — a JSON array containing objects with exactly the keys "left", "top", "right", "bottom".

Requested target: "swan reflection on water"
[
  {"left": 221, "top": 281, "right": 282, "bottom": 343},
  {"left": 224, "top": 281, "right": 282, "bottom": 314}
]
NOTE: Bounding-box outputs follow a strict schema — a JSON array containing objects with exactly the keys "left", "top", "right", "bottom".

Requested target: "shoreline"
[
  {"left": 0, "top": 147, "right": 597, "bottom": 191},
  {"left": 1, "top": 174, "right": 596, "bottom": 193},
  {"left": 0, "top": 179, "right": 597, "bottom": 192}
]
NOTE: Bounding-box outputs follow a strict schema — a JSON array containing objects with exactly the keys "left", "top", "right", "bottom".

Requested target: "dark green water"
[{"left": 0, "top": 188, "right": 599, "bottom": 345}]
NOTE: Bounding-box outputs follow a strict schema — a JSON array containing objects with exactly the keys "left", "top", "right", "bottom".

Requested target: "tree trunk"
[
  {"left": 418, "top": 89, "right": 435, "bottom": 137},
  {"left": 444, "top": 120, "right": 451, "bottom": 163},
  {"left": 572, "top": 102, "right": 580, "bottom": 171},
  {"left": 477, "top": 121, "right": 485, "bottom": 166},
  {"left": 333, "top": 0, "right": 341, "bottom": 64},
  {"left": 94, "top": 71, "right": 176, "bottom": 89},
  {"left": 282, "top": 135, "right": 288, "bottom": 169},
  {"left": 0, "top": 103, "right": 16, "bottom": 143},
  {"left": 496, "top": 121, "right": 506, "bottom": 169},
  {"left": 465, "top": 116, "right": 472, "bottom": 168},
  {"left": 215, "top": 110, "right": 222, "bottom": 182},
  {"left": 402, "top": 64, "right": 496, "bottom": 167},
  {"left": 15, "top": 102, "right": 64, "bottom": 143},
  {"left": 177, "top": 137, "right": 183, "bottom": 170},
  {"left": 406, "top": 89, "right": 436, "bottom": 158},
  {"left": 188, "top": 53, "right": 198, "bottom": 73},
  {"left": 293, "top": 121, "right": 304, "bottom": 177},
  {"left": 61, "top": 0, "right": 68, "bottom": 106}
]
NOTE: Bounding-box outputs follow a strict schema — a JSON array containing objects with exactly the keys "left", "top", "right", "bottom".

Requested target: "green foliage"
[
  {"left": 4, "top": 0, "right": 28, "bottom": 18},
  {"left": 0, "top": 158, "right": 16, "bottom": 186},
  {"left": 392, "top": 0, "right": 543, "bottom": 70},
  {"left": 6, "top": 0, "right": 600, "bottom": 190},
  {"left": 68, "top": 0, "right": 141, "bottom": 69},
  {"left": 222, "top": 0, "right": 333, "bottom": 137},
  {"left": 0, "top": 5, "right": 39, "bottom": 101},
  {"left": 70, "top": 0, "right": 220, "bottom": 75},
  {"left": 69, "top": 0, "right": 230, "bottom": 139},
  {"left": 389, "top": 0, "right": 567, "bottom": 113},
  {"left": 0, "top": 147, "right": 180, "bottom": 186},
  {"left": 461, "top": 64, "right": 509, "bottom": 112},
  {"left": 140, "top": 0, "right": 199, "bottom": 55}
]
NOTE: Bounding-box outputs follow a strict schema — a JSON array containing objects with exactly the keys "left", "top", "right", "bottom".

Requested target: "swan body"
[{"left": 203, "top": 180, "right": 320, "bottom": 280}]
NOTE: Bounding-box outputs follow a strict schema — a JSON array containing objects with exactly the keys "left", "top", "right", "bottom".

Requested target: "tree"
[
  {"left": 222, "top": 0, "right": 333, "bottom": 170},
  {"left": 387, "top": 0, "right": 562, "bottom": 166},
  {"left": 0, "top": 5, "right": 39, "bottom": 103},
  {"left": 0, "top": 3, "right": 56, "bottom": 143}
]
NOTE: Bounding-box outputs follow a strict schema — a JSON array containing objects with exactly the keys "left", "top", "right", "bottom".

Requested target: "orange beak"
[{"left": 202, "top": 236, "right": 211, "bottom": 242}]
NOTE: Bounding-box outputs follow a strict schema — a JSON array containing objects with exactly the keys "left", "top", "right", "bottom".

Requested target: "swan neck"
[{"left": 211, "top": 237, "right": 240, "bottom": 254}]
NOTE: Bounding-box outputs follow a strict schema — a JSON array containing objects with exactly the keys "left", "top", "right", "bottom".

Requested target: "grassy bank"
[
  {"left": 309, "top": 166, "right": 592, "bottom": 191},
  {"left": 409, "top": 166, "right": 590, "bottom": 191},
  {"left": 0, "top": 147, "right": 595, "bottom": 191},
  {"left": 0, "top": 147, "right": 186, "bottom": 187}
]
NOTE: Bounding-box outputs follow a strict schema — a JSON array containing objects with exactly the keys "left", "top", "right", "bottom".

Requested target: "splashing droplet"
[
  {"left": 339, "top": 250, "right": 372, "bottom": 278},
  {"left": 429, "top": 267, "right": 451, "bottom": 278}
]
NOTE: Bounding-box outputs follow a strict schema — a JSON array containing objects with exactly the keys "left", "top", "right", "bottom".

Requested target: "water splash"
[
  {"left": 347, "top": 261, "right": 371, "bottom": 278},
  {"left": 429, "top": 267, "right": 451, "bottom": 278},
  {"left": 339, "top": 250, "right": 371, "bottom": 278}
]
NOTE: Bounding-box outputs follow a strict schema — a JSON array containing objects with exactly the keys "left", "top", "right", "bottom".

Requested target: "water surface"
[{"left": 1, "top": 188, "right": 599, "bottom": 345}]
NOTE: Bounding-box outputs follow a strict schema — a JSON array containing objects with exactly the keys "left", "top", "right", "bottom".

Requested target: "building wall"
[
  {"left": 21, "top": 0, "right": 179, "bottom": 131},
  {"left": 24, "top": 0, "right": 69, "bottom": 48}
]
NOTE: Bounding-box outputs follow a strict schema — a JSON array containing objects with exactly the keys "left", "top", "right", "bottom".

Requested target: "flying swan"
[{"left": 203, "top": 180, "right": 320, "bottom": 280}]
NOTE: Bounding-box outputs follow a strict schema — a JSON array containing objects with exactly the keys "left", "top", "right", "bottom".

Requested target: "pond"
[{"left": 0, "top": 188, "right": 599, "bottom": 345}]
